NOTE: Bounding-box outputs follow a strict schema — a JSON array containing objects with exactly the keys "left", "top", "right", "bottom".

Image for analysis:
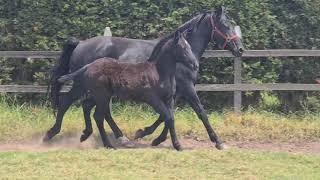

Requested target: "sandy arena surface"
[{"left": 0, "top": 133, "right": 319, "bottom": 154}]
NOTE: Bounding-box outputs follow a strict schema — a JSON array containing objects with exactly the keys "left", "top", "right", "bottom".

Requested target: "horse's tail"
[
  {"left": 57, "top": 64, "right": 89, "bottom": 83},
  {"left": 48, "top": 37, "right": 79, "bottom": 111}
]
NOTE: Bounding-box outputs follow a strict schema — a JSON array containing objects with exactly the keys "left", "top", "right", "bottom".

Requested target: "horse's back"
[{"left": 69, "top": 36, "right": 157, "bottom": 71}]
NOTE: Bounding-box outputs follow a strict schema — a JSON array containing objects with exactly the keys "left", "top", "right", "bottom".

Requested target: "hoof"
[
  {"left": 151, "top": 139, "right": 161, "bottom": 146},
  {"left": 105, "top": 146, "right": 117, "bottom": 150},
  {"left": 80, "top": 129, "right": 92, "bottom": 142},
  {"left": 174, "top": 143, "right": 183, "bottom": 151},
  {"left": 117, "top": 136, "right": 135, "bottom": 148},
  {"left": 117, "top": 136, "right": 130, "bottom": 143},
  {"left": 215, "top": 143, "right": 227, "bottom": 150},
  {"left": 80, "top": 133, "right": 90, "bottom": 142},
  {"left": 42, "top": 133, "right": 51, "bottom": 142},
  {"left": 134, "top": 129, "right": 145, "bottom": 139}
]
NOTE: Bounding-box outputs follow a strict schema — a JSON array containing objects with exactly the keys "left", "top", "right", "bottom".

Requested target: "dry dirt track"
[{"left": 0, "top": 133, "right": 319, "bottom": 154}]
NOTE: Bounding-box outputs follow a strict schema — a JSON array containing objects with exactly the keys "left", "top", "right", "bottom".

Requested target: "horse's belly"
[{"left": 113, "top": 87, "right": 152, "bottom": 102}]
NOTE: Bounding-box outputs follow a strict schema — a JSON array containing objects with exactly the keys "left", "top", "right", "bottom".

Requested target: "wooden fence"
[{"left": 1, "top": 49, "right": 320, "bottom": 113}]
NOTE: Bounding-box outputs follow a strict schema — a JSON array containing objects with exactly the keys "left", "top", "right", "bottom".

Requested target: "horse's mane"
[
  {"left": 147, "top": 12, "right": 209, "bottom": 62},
  {"left": 147, "top": 34, "right": 172, "bottom": 62}
]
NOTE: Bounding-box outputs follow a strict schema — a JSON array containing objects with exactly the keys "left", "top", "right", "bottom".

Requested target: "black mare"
[
  {"left": 44, "top": 6, "right": 243, "bottom": 149},
  {"left": 57, "top": 31, "right": 198, "bottom": 150}
]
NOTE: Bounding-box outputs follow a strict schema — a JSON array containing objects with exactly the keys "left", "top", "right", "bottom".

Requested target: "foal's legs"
[
  {"left": 134, "top": 82, "right": 225, "bottom": 150},
  {"left": 150, "top": 99, "right": 175, "bottom": 147},
  {"left": 80, "top": 97, "right": 125, "bottom": 142},
  {"left": 80, "top": 98, "right": 95, "bottom": 142},
  {"left": 151, "top": 124, "right": 168, "bottom": 146},
  {"left": 134, "top": 96, "right": 180, "bottom": 139},
  {"left": 149, "top": 98, "right": 181, "bottom": 151},
  {"left": 92, "top": 95, "right": 114, "bottom": 148},
  {"left": 43, "top": 86, "right": 83, "bottom": 141},
  {"left": 134, "top": 115, "right": 163, "bottom": 139}
]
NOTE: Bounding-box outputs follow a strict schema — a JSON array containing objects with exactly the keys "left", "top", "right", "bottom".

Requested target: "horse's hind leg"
[
  {"left": 92, "top": 94, "right": 114, "bottom": 149},
  {"left": 80, "top": 98, "right": 95, "bottom": 142},
  {"left": 43, "top": 87, "right": 82, "bottom": 142},
  {"left": 135, "top": 115, "right": 163, "bottom": 139},
  {"left": 151, "top": 125, "right": 168, "bottom": 146},
  {"left": 134, "top": 95, "right": 181, "bottom": 139}
]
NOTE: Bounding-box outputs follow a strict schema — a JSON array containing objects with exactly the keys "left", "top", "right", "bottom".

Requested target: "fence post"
[
  {"left": 234, "top": 57, "right": 242, "bottom": 114},
  {"left": 104, "top": 27, "right": 112, "bottom": 37},
  {"left": 104, "top": 27, "right": 113, "bottom": 111}
]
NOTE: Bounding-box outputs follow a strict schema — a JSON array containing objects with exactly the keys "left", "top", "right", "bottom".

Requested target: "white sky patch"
[{"left": 235, "top": 26, "right": 242, "bottom": 39}]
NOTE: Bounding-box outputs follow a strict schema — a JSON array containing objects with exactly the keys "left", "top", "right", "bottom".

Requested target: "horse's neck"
[
  {"left": 154, "top": 52, "right": 176, "bottom": 81},
  {"left": 190, "top": 35, "right": 210, "bottom": 59},
  {"left": 188, "top": 20, "right": 212, "bottom": 59}
]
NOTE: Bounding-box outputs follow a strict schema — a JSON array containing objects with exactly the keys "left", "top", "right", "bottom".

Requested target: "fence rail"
[
  {"left": 2, "top": 49, "right": 320, "bottom": 58},
  {"left": 1, "top": 49, "right": 320, "bottom": 113},
  {"left": 1, "top": 84, "right": 320, "bottom": 93}
]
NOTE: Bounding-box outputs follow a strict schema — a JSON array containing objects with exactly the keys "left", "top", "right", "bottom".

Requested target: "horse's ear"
[
  {"left": 215, "top": 6, "right": 225, "bottom": 20},
  {"left": 174, "top": 31, "right": 181, "bottom": 44}
]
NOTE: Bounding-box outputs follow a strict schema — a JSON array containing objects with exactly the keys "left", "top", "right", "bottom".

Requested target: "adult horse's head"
[{"left": 210, "top": 6, "right": 244, "bottom": 57}]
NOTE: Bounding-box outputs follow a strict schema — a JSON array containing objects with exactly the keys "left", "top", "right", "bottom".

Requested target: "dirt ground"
[{"left": 0, "top": 133, "right": 319, "bottom": 154}]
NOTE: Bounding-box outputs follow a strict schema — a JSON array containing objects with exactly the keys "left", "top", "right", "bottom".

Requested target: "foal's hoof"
[
  {"left": 117, "top": 136, "right": 135, "bottom": 148},
  {"left": 151, "top": 139, "right": 161, "bottom": 146},
  {"left": 80, "top": 129, "right": 93, "bottom": 142},
  {"left": 173, "top": 143, "right": 183, "bottom": 151},
  {"left": 105, "top": 146, "right": 117, "bottom": 150},
  {"left": 215, "top": 143, "right": 227, "bottom": 150},
  {"left": 134, "top": 129, "right": 145, "bottom": 139},
  {"left": 80, "top": 133, "right": 90, "bottom": 142}
]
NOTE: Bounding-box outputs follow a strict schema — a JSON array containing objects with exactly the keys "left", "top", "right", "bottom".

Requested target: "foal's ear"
[
  {"left": 182, "top": 30, "right": 188, "bottom": 39},
  {"left": 174, "top": 31, "right": 181, "bottom": 44}
]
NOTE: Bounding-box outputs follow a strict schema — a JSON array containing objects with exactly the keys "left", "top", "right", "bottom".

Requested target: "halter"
[{"left": 209, "top": 15, "right": 240, "bottom": 50}]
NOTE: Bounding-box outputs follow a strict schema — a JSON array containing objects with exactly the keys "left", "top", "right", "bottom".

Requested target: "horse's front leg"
[
  {"left": 43, "top": 86, "right": 82, "bottom": 142},
  {"left": 180, "top": 82, "right": 225, "bottom": 150}
]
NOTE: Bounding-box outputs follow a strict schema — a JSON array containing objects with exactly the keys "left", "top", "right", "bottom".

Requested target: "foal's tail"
[
  {"left": 57, "top": 64, "right": 89, "bottom": 83},
  {"left": 48, "top": 37, "right": 79, "bottom": 112}
]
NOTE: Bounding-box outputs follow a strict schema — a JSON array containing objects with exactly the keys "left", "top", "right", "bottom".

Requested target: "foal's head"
[{"left": 170, "top": 31, "right": 198, "bottom": 70}]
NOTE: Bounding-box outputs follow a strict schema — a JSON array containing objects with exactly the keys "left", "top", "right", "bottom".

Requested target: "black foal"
[{"left": 57, "top": 31, "right": 198, "bottom": 150}]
